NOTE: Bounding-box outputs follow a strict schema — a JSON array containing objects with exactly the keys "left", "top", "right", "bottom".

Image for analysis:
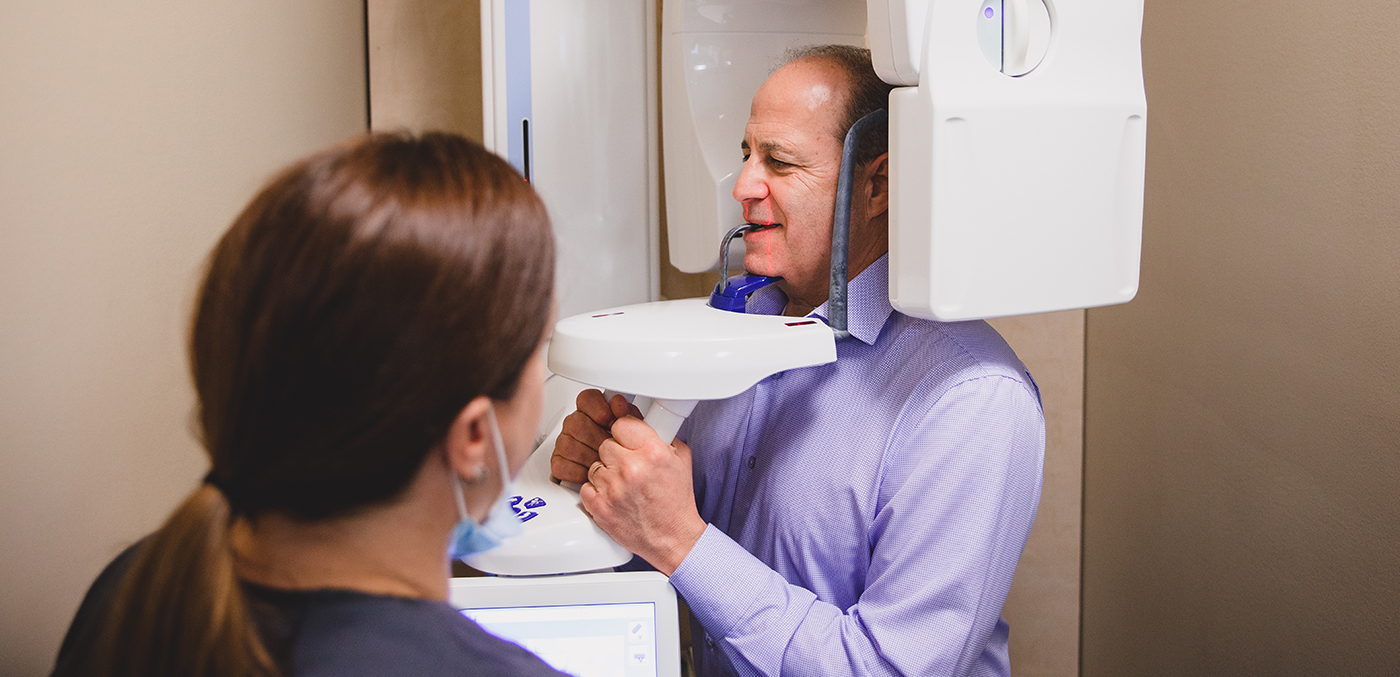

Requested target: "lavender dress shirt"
[{"left": 668, "top": 254, "right": 1045, "bottom": 677}]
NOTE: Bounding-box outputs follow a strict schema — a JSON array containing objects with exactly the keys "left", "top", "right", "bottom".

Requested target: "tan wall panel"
[
  {"left": 991, "top": 312, "right": 1084, "bottom": 677},
  {"left": 369, "top": 0, "right": 483, "bottom": 140},
  {"left": 1083, "top": 1, "right": 1400, "bottom": 674},
  {"left": 0, "top": 2, "right": 366, "bottom": 674}
]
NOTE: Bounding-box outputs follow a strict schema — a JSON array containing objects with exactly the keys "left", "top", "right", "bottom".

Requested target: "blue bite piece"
[{"left": 709, "top": 274, "right": 780, "bottom": 313}]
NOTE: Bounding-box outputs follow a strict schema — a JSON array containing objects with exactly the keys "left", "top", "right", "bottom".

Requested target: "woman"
[{"left": 51, "top": 132, "right": 566, "bottom": 677}]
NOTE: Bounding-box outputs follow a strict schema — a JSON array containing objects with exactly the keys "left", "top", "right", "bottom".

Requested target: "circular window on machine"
[{"left": 978, "top": 0, "right": 1053, "bottom": 77}]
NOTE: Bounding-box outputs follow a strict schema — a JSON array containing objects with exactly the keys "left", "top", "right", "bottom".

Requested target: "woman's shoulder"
[
  {"left": 53, "top": 541, "right": 564, "bottom": 677},
  {"left": 262, "top": 587, "right": 566, "bottom": 677},
  {"left": 50, "top": 540, "right": 145, "bottom": 676}
]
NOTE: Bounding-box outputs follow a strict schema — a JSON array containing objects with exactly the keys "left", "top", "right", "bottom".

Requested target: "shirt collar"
[{"left": 746, "top": 253, "right": 895, "bottom": 346}]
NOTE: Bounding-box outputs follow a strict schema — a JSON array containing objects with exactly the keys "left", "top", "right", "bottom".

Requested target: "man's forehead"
[{"left": 747, "top": 59, "right": 847, "bottom": 141}]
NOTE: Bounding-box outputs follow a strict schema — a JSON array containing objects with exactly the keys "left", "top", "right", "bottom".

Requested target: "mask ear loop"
[
  {"left": 451, "top": 404, "right": 514, "bottom": 524},
  {"left": 484, "top": 404, "right": 513, "bottom": 486},
  {"left": 450, "top": 466, "right": 473, "bottom": 522}
]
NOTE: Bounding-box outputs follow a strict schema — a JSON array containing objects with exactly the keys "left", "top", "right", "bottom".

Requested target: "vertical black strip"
[
  {"left": 363, "top": 0, "right": 372, "bottom": 129},
  {"left": 1079, "top": 309, "right": 1088, "bottom": 677},
  {"left": 522, "top": 118, "right": 532, "bottom": 183}
]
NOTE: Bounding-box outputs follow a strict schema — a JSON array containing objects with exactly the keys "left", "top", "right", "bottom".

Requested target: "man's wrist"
[{"left": 652, "top": 517, "right": 707, "bottom": 576}]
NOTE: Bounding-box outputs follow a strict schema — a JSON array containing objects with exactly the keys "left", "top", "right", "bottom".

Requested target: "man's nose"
[{"left": 732, "top": 161, "right": 769, "bottom": 204}]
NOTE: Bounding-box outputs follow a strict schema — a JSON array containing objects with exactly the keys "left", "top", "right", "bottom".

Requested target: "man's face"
[{"left": 734, "top": 60, "right": 848, "bottom": 309}]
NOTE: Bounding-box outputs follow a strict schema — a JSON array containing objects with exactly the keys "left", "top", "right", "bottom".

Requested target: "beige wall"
[
  {"left": 990, "top": 312, "right": 1084, "bottom": 677},
  {"left": 0, "top": 2, "right": 366, "bottom": 674},
  {"left": 368, "top": 0, "right": 483, "bottom": 140},
  {"left": 1083, "top": 2, "right": 1400, "bottom": 675}
]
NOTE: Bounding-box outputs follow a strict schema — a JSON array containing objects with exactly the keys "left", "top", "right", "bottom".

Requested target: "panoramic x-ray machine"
[{"left": 456, "top": 1, "right": 1144, "bottom": 674}]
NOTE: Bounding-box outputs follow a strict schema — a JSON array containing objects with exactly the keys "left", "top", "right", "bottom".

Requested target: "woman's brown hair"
[{"left": 88, "top": 132, "right": 555, "bottom": 676}]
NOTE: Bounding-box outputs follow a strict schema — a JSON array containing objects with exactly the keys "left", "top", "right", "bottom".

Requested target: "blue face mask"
[{"left": 448, "top": 406, "right": 523, "bottom": 560}]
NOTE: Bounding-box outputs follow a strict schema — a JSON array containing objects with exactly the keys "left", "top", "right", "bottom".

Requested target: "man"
[{"left": 552, "top": 45, "right": 1045, "bottom": 677}]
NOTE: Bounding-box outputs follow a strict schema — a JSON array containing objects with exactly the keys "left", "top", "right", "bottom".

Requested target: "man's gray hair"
[{"left": 778, "top": 45, "right": 895, "bottom": 165}]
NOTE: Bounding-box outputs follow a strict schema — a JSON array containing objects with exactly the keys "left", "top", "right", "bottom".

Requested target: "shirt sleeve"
[{"left": 669, "top": 374, "right": 1045, "bottom": 677}]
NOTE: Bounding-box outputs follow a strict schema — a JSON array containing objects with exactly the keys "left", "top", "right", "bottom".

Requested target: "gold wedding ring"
[{"left": 588, "top": 460, "right": 605, "bottom": 483}]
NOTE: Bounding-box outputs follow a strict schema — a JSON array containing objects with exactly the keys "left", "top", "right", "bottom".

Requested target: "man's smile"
[{"left": 742, "top": 222, "right": 780, "bottom": 246}]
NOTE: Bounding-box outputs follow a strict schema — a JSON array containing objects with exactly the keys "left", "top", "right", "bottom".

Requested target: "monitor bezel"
[{"left": 450, "top": 570, "right": 681, "bottom": 677}]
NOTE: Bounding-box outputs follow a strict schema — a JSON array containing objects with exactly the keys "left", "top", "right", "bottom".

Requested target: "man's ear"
[
  {"left": 865, "top": 153, "right": 890, "bottom": 218},
  {"left": 442, "top": 396, "right": 494, "bottom": 479}
]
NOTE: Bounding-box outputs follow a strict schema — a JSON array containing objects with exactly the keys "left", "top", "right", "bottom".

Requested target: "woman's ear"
[{"left": 442, "top": 396, "right": 495, "bottom": 480}]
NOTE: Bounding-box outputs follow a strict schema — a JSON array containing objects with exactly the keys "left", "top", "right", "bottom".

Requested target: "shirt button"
[
  {"left": 747, "top": 456, "right": 756, "bottom": 469},
  {"left": 705, "top": 634, "right": 716, "bottom": 648}
]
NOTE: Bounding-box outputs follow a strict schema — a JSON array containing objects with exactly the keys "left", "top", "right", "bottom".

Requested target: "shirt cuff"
[{"left": 668, "top": 524, "right": 815, "bottom": 641}]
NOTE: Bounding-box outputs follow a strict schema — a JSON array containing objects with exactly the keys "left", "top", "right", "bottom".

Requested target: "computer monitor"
[{"left": 450, "top": 571, "right": 681, "bottom": 677}]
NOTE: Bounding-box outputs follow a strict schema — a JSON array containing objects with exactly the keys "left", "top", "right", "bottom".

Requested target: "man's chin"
[
  {"left": 742, "top": 256, "right": 779, "bottom": 278},
  {"left": 741, "top": 228, "right": 783, "bottom": 278}
]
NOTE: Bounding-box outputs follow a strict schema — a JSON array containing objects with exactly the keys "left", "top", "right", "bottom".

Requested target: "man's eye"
[
  {"left": 742, "top": 153, "right": 751, "bottom": 162},
  {"left": 770, "top": 158, "right": 791, "bottom": 168}
]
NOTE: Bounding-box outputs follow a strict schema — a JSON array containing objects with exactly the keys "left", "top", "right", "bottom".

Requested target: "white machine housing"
[
  {"left": 547, "top": 299, "right": 837, "bottom": 401},
  {"left": 664, "top": 0, "right": 1147, "bottom": 320},
  {"left": 886, "top": 0, "right": 1146, "bottom": 320},
  {"left": 481, "top": 0, "right": 660, "bottom": 318}
]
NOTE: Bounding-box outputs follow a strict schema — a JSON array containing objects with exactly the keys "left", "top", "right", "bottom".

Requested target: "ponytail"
[{"left": 92, "top": 485, "right": 275, "bottom": 677}]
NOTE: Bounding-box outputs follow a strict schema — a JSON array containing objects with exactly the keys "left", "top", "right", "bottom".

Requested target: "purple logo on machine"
[{"left": 509, "top": 495, "right": 546, "bottom": 522}]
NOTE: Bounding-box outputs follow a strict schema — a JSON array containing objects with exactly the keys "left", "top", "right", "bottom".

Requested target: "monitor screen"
[
  {"left": 461, "top": 602, "right": 657, "bottom": 677},
  {"left": 450, "top": 571, "right": 679, "bottom": 677}
]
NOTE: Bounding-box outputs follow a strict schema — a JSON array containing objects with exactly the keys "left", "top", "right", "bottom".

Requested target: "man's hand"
[
  {"left": 579, "top": 415, "right": 707, "bottom": 575},
  {"left": 550, "top": 390, "right": 640, "bottom": 484}
]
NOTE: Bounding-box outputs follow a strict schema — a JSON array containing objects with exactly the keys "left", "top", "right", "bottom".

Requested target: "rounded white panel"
[
  {"left": 890, "top": 0, "right": 1147, "bottom": 322},
  {"left": 977, "top": 0, "right": 1053, "bottom": 77},
  {"left": 1005, "top": 0, "right": 1052, "bottom": 76},
  {"left": 548, "top": 298, "right": 837, "bottom": 401},
  {"left": 869, "top": 0, "right": 930, "bottom": 87}
]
